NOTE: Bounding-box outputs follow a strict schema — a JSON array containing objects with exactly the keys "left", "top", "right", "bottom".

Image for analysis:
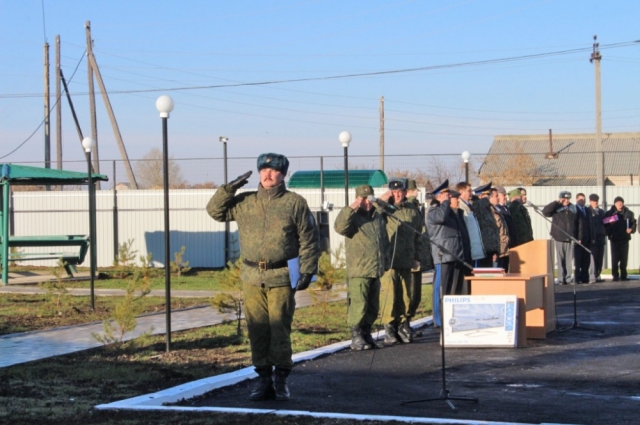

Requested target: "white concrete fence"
[{"left": 9, "top": 185, "right": 640, "bottom": 270}]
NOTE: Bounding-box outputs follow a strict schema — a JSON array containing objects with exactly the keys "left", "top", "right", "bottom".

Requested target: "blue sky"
[{"left": 1, "top": 0, "right": 639, "bottom": 167}]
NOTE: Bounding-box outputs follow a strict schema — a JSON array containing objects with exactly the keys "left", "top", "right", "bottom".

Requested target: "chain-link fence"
[{"left": 13, "top": 150, "right": 640, "bottom": 193}]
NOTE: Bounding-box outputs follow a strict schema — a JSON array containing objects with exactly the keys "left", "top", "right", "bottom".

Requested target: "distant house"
[
  {"left": 479, "top": 132, "right": 640, "bottom": 186},
  {"left": 115, "top": 182, "right": 131, "bottom": 190}
]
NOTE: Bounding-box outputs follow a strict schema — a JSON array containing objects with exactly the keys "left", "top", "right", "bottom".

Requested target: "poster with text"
[{"left": 443, "top": 295, "right": 518, "bottom": 348}]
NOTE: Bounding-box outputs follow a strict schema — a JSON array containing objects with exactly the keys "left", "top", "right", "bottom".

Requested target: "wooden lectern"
[{"left": 508, "top": 239, "right": 556, "bottom": 337}]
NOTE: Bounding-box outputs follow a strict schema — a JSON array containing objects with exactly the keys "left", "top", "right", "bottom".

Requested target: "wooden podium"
[
  {"left": 508, "top": 239, "right": 556, "bottom": 337},
  {"left": 466, "top": 239, "right": 555, "bottom": 347}
]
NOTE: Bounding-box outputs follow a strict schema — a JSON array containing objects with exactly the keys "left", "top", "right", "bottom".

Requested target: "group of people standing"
[
  {"left": 542, "top": 192, "right": 636, "bottom": 284},
  {"left": 206, "top": 151, "right": 636, "bottom": 402}
]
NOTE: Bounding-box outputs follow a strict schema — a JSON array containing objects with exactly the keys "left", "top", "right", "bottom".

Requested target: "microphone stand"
[
  {"left": 528, "top": 202, "right": 603, "bottom": 334},
  {"left": 377, "top": 204, "right": 478, "bottom": 411}
]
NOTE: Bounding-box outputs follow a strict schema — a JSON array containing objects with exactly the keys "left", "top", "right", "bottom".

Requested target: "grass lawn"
[{"left": 0, "top": 285, "right": 434, "bottom": 425}]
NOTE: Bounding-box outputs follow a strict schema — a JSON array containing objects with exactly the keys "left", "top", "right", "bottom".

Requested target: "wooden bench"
[{"left": 2, "top": 235, "right": 90, "bottom": 277}]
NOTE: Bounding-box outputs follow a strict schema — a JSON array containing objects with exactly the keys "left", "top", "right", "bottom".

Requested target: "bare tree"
[
  {"left": 134, "top": 148, "right": 186, "bottom": 189},
  {"left": 481, "top": 144, "right": 541, "bottom": 186}
]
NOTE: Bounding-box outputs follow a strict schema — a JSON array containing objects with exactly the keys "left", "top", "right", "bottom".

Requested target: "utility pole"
[
  {"left": 44, "top": 42, "right": 50, "bottom": 170},
  {"left": 88, "top": 54, "right": 139, "bottom": 189},
  {"left": 379, "top": 96, "right": 385, "bottom": 172},
  {"left": 55, "top": 36, "right": 62, "bottom": 174},
  {"left": 86, "top": 21, "right": 100, "bottom": 186},
  {"left": 591, "top": 35, "right": 604, "bottom": 205},
  {"left": 85, "top": 21, "right": 138, "bottom": 189}
]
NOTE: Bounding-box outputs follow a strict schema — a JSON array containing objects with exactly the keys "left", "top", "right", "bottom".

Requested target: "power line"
[
  {"left": 0, "top": 51, "right": 86, "bottom": 160},
  {"left": 2, "top": 40, "right": 638, "bottom": 99}
]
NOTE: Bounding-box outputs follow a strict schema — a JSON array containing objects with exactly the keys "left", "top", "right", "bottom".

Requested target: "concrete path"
[{"left": 0, "top": 286, "right": 347, "bottom": 368}]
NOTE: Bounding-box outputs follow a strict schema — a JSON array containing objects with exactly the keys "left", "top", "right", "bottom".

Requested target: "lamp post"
[
  {"left": 219, "top": 136, "right": 229, "bottom": 264},
  {"left": 156, "top": 95, "right": 174, "bottom": 352},
  {"left": 461, "top": 150, "right": 471, "bottom": 183},
  {"left": 82, "top": 136, "right": 96, "bottom": 310},
  {"left": 339, "top": 131, "right": 352, "bottom": 206}
]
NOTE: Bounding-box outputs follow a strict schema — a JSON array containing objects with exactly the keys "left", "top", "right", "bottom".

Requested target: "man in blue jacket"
[{"left": 426, "top": 180, "right": 464, "bottom": 327}]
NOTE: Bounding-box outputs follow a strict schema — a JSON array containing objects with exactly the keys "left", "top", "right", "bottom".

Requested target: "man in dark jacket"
[
  {"left": 450, "top": 190, "right": 472, "bottom": 295},
  {"left": 335, "top": 184, "right": 390, "bottom": 350},
  {"left": 542, "top": 191, "right": 577, "bottom": 285},
  {"left": 573, "top": 193, "right": 593, "bottom": 284},
  {"left": 588, "top": 194, "right": 606, "bottom": 283},
  {"left": 604, "top": 196, "right": 637, "bottom": 281},
  {"left": 471, "top": 182, "right": 500, "bottom": 267},
  {"left": 426, "top": 180, "right": 465, "bottom": 327},
  {"left": 508, "top": 188, "right": 534, "bottom": 246}
]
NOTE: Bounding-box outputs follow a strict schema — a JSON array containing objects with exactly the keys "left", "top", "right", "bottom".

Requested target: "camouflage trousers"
[
  {"left": 347, "top": 277, "right": 380, "bottom": 327},
  {"left": 243, "top": 282, "right": 296, "bottom": 369},
  {"left": 408, "top": 270, "right": 423, "bottom": 318},
  {"left": 379, "top": 268, "right": 411, "bottom": 325}
]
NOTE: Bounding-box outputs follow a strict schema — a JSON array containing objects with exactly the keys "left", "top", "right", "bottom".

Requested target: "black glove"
[
  {"left": 228, "top": 170, "right": 252, "bottom": 191},
  {"left": 295, "top": 273, "right": 313, "bottom": 291}
]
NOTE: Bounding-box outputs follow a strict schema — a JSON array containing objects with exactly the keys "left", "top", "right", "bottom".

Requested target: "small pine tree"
[
  {"left": 39, "top": 260, "right": 70, "bottom": 316},
  {"left": 210, "top": 235, "right": 244, "bottom": 340},
  {"left": 210, "top": 257, "right": 244, "bottom": 339},
  {"left": 113, "top": 239, "right": 137, "bottom": 278},
  {"left": 315, "top": 242, "right": 345, "bottom": 290},
  {"left": 170, "top": 245, "right": 191, "bottom": 276},
  {"left": 93, "top": 253, "right": 154, "bottom": 357},
  {"left": 308, "top": 243, "right": 346, "bottom": 319}
]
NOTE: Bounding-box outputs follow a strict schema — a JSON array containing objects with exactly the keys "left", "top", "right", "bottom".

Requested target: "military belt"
[{"left": 243, "top": 259, "right": 289, "bottom": 271}]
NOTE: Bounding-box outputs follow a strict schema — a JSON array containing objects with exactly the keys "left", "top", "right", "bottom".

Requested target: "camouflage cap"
[
  {"left": 388, "top": 178, "right": 407, "bottom": 190},
  {"left": 508, "top": 188, "right": 521, "bottom": 199},
  {"left": 257, "top": 152, "right": 289, "bottom": 175},
  {"left": 407, "top": 179, "right": 418, "bottom": 190},
  {"left": 355, "top": 184, "right": 374, "bottom": 198}
]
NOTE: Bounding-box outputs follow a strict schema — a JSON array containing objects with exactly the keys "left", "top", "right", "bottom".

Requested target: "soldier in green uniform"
[
  {"left": 378, "top": 178, "right": 423, "bottom": 345},
  {"left": 334, "top": 184, "right": 390, "bottom": 350},
  {"left": 206, "top": 152, "right": 319, "bottom": 402},
  {"left": 406, "top": 179, "right": 433, "bottom": 337}
]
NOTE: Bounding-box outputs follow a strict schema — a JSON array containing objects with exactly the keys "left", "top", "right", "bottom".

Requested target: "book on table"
[{"left": 472, "top": 267, "right": 506, "bottom": 277}]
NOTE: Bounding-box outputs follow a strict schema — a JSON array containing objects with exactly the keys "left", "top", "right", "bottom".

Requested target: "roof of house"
[
  {"left": 288, "top": 170, "right": 388, "bottom": 189},
  {"left": 479, "top": 132, "right": 640, "bottom": 185}
]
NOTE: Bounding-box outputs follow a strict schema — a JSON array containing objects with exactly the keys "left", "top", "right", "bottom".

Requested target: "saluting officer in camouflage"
[
  {"left": 378, "top": 178, "right": 423, "bottom": 345},
  {"left": 206, "top": 152, "right": 319, "bottom": 402},
  {"left": 406, "top": 179, "right": 433, "bottom": 337},
  {"left": 334, "top": 184, "right": 390, "bottom": 350}
]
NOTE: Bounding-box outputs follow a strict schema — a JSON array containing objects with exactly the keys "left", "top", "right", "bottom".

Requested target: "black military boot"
[
  {"left": 383, "top": 323, "right": 401, "bottom": 345},
  {"left": 361, "top": 324, "right": 380, "bottom": 348},
  {"left": 350, "top": 326, "right": 373, "bottom": 350},
  {"left": 397, "top": 320, "right": 413, "bottom": 343},
  {"left": 249, "top": 367, "right": 274, "bottom": 401},
  {"left": 273, "top": 368, "right": 291, "bottom": 401}
]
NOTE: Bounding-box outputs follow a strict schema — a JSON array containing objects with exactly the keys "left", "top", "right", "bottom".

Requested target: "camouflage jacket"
[
  {"left": 470, "top": 197, "right": 501, "bottom": 255},
  {"left": 384, "top": 200, "right": 423, "bottom": 270},
  {"left": 508, "top": 200, "right": 533, "bottom": 246},
  {"left": 407, "top": 196, "right": 434, "bottom": 270},
  {"left": 206, "top": 183, "right": 320, "bottom": 287},
  {"left": 334, "top": 206, "right": 390, "bottom": 278}
]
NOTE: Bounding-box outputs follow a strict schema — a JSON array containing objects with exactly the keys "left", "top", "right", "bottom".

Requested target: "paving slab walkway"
[{"left": 0, "top": 286, "right": 346, "bottom": 368}]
